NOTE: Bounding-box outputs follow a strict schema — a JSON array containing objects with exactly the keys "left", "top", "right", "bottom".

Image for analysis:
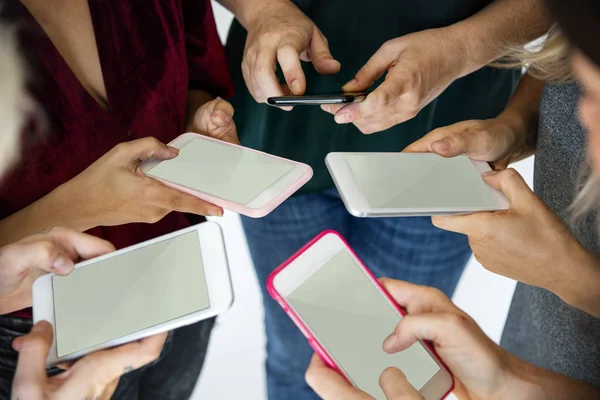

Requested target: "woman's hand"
[
  {"left": 432, "top": 168, "right": 600, "bottom": 316},
  {"left": 11, "top": 321, "right": 166, "bottom": 400},
  {"left": 306, "top": 280, "right": 541, "bottom": 400},
  {"left": 51, "top": 137, "right": 224, "bottom": 231},
  {"left": 320, "top": 28, "right": 467, "bottom": 134},
  {"left": 0, "top": 227, "right": 114, "bottom": 314},
  {"left": 403, "top": 116, "right": 534, "bottom": 170},
  {"left": 186, "top": 98, "right": 239, "bottom": 145},
  {"left": 239, "top": 0, "right": 340, "bottom": 104}
]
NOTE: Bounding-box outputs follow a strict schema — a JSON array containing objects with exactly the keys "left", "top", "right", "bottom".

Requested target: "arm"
[{"left": 325, "top": 0, "right": 552, "bottom": 133}]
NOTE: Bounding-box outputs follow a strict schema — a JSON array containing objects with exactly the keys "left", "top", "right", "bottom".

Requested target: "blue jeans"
[{"left": 242, "top": 189, "right": 471, "bottom": 400}]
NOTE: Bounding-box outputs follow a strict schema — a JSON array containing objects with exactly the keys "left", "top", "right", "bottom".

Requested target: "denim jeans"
[
  {"left": 0, "top": 315, "right": 214, "bottom": 400},
  {"left": 241, "top": 188, "right": 471, "bottom": 400}
]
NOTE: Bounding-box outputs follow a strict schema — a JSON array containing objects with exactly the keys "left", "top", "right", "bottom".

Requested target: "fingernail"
[
  {"left": 343, "top": 79, "right": 357, "bottom": 89},
  {"left": 290, "top": 79, "right": 302, "bottom": 95},
  {"left": 213, "top": 110, "right": 230, "bottom": 125},
  {"left": 12, "top": 337, "right": 23, "bottom": 351},
  {"left": 208, "top": 209, "right": 224, "bottom": 217},
  {"left": 383, "top": 333, "right": 398, "bottom": 352},
  {"left": 167, "top": 146, "right": 179, "bottom": 155},
  {"left": 334, "top": 111, "right": 352, "bottom": 124},
  {"left": 432, "top": 139, "right": 451, "bottom": 152},
  {"left": 52, "top": 256, "right": 71, "bottom": 274}
]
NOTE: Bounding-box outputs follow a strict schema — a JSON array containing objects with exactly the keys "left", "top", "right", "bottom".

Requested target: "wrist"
[
  {"left": 501, "top": 353, "right": 549, "bottom": 400},
  {"left": 237, "top": 0, "right": 289, "bottom": 30},
  {"left": 42, "top": 183, "right": 96, "bottom": 233}
]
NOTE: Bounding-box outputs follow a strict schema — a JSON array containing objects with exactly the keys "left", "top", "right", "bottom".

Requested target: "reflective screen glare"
[
  {"left": 146, "top": 138, "right": 294, "bottom": 205},
  {"left": 53, "top": 231, "right": 209, "bottom": 357},
  {"left": 345, "top": 153, "right": 498, "bottom": 210},
  {"left": 285, "top": 251, "right": 440, "bottom": 399}
]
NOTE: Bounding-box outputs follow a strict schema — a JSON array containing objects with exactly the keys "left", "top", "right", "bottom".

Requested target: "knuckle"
[{"left": 440, "top": 312, "right": 468, "bottom": 330}]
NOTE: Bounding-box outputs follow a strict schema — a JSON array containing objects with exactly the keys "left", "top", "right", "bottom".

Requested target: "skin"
[
  {"left": 0, "top": 1, "right": 239, "bottom": 245},
  {"left": 305, "top": 280, "right": 600, "bottom": 400},
  {"left": 219, "top": 0, "right": 550, "bottom": 132}
]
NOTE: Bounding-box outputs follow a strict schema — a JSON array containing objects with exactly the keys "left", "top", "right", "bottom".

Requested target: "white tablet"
[
  {"left": 326, "top": 152, "right": 509, "bottom": 217},
  {"left": 32, "top": 222, "right": 233, "bottom": 366}
]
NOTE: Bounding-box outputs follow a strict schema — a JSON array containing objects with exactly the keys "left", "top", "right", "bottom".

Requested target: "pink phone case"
[
  {"left": 266, "top": 230, "right": 454, "bottom": 399},
  {"left": 145, "top": 133, "right": 313, "bottom": 218}
]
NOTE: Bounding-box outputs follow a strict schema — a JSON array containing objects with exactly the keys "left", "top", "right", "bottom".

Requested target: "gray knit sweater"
[{"left": 501, "top": 82, "right": 600, "bottom": 386}]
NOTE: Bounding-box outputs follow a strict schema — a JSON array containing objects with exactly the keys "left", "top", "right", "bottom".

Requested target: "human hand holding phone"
[
  {"left": 0, "top": 228, "right": 114, "bottom": 315},
  {"left": 11, "top": 321, "right": 166, "bottom": 400},
  {"left": 306, "top": 279, "right": 540, "bottom": 400}
]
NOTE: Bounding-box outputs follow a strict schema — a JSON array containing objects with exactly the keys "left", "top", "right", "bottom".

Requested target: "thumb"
[
  {"left": 118, "top": 137, "right": 178, "bottom": 165},
  {"left": 307, "top": 28, "right": 341, "bottom": 75},
  {"left": 343, "top": 43, "right": 396, "bottom": 91},
  {"left": 379, "top": 367, "right": 421, "bottom": 400},
  {"left": 12, "top": 321, "right": 53, "bottom": 395},
  {"left": 403, "top": 121, "right": 483, "bottom": 158},
  {"left": 482, "top": 169, "right": 532, "bottom": 205},
  {"left": 190, "top": 100, "right": 239, "bottom": 145}
]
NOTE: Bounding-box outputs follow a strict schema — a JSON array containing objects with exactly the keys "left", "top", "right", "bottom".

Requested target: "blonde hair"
[
  {"left": 0, "top": 22, "right": 27, "bottom": 176},
  {"left": 494, "top": 26, "right": 573, "bottom": 82}
]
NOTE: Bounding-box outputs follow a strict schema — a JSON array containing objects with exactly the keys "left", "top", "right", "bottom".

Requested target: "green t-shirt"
[{"left": 226, "top": 0, "right": 520, "bottom": 195}]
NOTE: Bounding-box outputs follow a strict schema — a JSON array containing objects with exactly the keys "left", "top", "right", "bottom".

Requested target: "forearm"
[
  {"left": 0, "top": 185, "right": 95, "bottom": 246},
  {"left": 216, "top": 0, "right": 289, "bottom": 29},
  {"left": 498, "top": 74, "right": 545, "bottom": 162},
  {"left": 448, "top": 0, "right": 552, "bottom": 78}
]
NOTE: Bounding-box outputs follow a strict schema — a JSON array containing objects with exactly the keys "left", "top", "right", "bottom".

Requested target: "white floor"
[{"left": 192, "top": 5, "right": 533, "bottom": 399}]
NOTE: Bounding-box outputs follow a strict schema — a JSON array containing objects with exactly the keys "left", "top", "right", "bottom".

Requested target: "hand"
[
  {"left": 0, "top": 227, "right": 114, "bottom": 314},
  {"left": 52, "top": 137, "right": 223, "bottom": 231},
  {"left": 306, "top": 279, "right": 539, "bottom": 400},
  {"left": 432, "top": 169, "right": 597, "bottom": 299},
  {"left": 11, "top": 321, "right": 167, "bottom": 400},
  {"left": 403, "top": 116, "right": 533, "bottom": 170},
  {"left": 306, "top": 354, "right": 421, "bottom": 400},
  {"left": 186, "top": 99, "right": 239, "bottom": 145},
  {"left": 321, "top": 28, "right": 467, "bottom": 134},
  {"left": 242, "top": 0, "right": 340, "bottom": 104}
]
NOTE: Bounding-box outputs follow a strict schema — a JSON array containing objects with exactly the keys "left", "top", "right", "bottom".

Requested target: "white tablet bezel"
[
  {"left": 32, "top": 222, "right": 233, "bottom": 366},
  {"left": 140, "top": 134, "right": 312, "bottom": 211},
  {"left": 272, "top": 232, "right": 453, "bottom": 400},
  {"left": 326, "top": 152, "right": 510, "bottom": 217}
]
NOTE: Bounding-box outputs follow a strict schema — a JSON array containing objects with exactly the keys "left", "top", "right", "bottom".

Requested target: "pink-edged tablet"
[
  {"left": 267, "top": 231, "right": 454, "bottom": 400},
  {"left": 140, "top": 133, "right": 312, "bottom": 218}
]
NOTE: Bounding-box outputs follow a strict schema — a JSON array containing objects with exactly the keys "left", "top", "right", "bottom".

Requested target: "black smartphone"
[{"left": 267, "top": 92, "right": 367, "bottom": 107}]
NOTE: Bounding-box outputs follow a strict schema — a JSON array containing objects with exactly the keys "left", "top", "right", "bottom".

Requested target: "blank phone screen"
[
  {"left": 285, "top": 251, "right": 440, "bottom": 399},
  {"left": 146, "top": 138, "right": 294, "bottom": 205},
  {"left": 345, "top": 153, "right": 498, "bottom": 210},
  {"left": 52, "top": 231, "right": 210, "bottom": 357}
]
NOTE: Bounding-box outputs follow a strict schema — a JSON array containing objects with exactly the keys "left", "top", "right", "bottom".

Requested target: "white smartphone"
[
  {"left": 326, "top": 152, "right": 510, "bottom": 217},
  {"left": 268, "top": 231, "right": 454, "bottom": 400},
  {"left": 140, "top": 133, "right": 313, "bottom": 218},
  {"left": 32, "top": 222, "right": 233, "bottom": 366}
]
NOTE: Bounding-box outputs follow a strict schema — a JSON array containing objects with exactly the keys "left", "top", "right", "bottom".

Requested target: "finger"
[
  {"left": 343, "top": 42, "right": 397, "bottom": 91},
  {"left": 47, "top": 228, "right": 115, "bottom": 261},
  {"left": 306, "top": 354, "right": 371, "bottom": 400},
  {"left": 335, "top": 78, "right": 405, "bottom": 125},
  {"left": 277, "top": 44, "right": 306, "bottom": 95},
  {"left": 242, "top": 53, "right": 266, "bottom": 102},
  {"left": 60, "top": 333, "right": 167, "bottom": 397},
  {"left": 382, "top": 313, "right": 465, "bottom": 354},
  {"left": 253, "top": 47, "right": 285, "bottom": 101},
  {"left": 147, "top": 180, "right": 224, "bottom": 217},
  {"left": 482, "top": 169, "right": 532, "bottom": 206},
  {"left": 379, "top": 278, "right": 457, "bottom": 315},
  {"left": 379, "top": 367, "right": 421, "bottom": 400},
  {"left": 192, "top": 100, "right": 239, "bottom": 145},
  {"left": 403, "top": 122, "right": 475, "bottom": 157},
  {"left": 320, "top": 104, "right": 346, "bottom": 115},
  {"left": 430, "top": 213, "right": 491, "bottom": 237},
  {"left": 116, "top": 137, "right": 178, "bottom": 166},
  {"left": 2, "top": 239, "right": 75, "bottom": 276},
  {"left": 13, "top": 321, "right": 53, "bottom": 395},
  {"left": 307, "top": 29, "right": 341, "bottom": 75}
]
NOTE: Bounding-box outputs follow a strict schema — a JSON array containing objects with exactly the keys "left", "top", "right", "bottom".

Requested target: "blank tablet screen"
[
  {"left": 146, "top": 138, "right": 294, "bottom": 205},
  {"left": 52, "top": 231, "right": 209, "bottom": 357},
  {"left": 344, "top": 154, "right": 498, "bottom": 210}
]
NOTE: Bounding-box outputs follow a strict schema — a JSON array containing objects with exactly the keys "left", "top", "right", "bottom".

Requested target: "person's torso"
[
  {"left": 226, "top": 0, "right": 520, "bottom": 194},
  {"left": 502, "top": 82, "right": 600, "bottom": 386},
  {"left": 1, "top": 0, "right": 197, "bottom": 250}
]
